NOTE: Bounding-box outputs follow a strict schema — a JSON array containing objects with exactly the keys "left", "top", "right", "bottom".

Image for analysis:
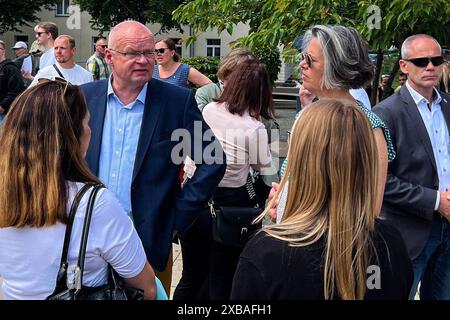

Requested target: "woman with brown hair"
[
  {"left": 153, "top": 38, "right": 211, "bottom": 88},
  {"left": 0, "top": 79, "right": 157, "bottom": 300},
  {"left": 174, "top": 61, "right": 275, "bottom": 300},
  {"left": 231, "top": 100, "right": 413, "bottom": 300}
]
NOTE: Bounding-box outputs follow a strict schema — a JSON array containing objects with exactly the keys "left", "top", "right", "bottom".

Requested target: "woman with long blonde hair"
[{"left": 231, "top": 100, "right": 412, "bottom": 300}]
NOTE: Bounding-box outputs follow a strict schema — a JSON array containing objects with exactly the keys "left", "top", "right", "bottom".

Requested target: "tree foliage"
[
  {"left": 181, "top": 56, "right": 220, "bottom": 84},
  {"left": 73, "top": 0, "right": 185, "bottom": 34},
  {"left": 0, "top": 0, "right": 59, "bottom": 34},
  {"left": 174, "top": 0, "right": 450, "bottom": 103}
]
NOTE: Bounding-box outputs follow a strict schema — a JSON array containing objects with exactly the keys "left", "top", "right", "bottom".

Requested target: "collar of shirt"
[
  {"left": 405, "top": 81, "right": 442, "bottom": 106},
  {"left": 107, "top": 76, "right": 148, "bottom": 108}
]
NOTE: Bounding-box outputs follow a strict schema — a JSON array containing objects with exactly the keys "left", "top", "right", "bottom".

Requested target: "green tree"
[
  {"left": 0, "top": 0, "right": 59, "bottom": 34},
  {"left": 174, "top": 0, "right": 450, "bottom": 104},
  {"left": 73, "top": 0, "right": 185, "bottom": 33}
]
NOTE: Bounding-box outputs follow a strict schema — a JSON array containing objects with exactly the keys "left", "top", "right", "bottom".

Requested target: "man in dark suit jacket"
[
  {"left": 373, "top": 34, "right": 450, "bottom": 300},
  {"left": 81, "top": 21, "right": 226, "bottom": 296}
]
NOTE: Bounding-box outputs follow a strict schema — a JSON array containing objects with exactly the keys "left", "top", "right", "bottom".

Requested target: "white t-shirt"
[
  {"left": 30, "top": 63, "right": 93, "bottom": 86},
  {"left": 0, "top": 182, "right": 147, "bottom": 300},
  {"left": 350, "top": 88, "right": 371, "bottom": 110},
  {"left": 21, "top": 56, "right": 32, "bottom": 74},
  {"left": 203, "top": 101, "right": 273, "bottom": 188},
  {"left": 39, "top": 48, "right": 56, "bottom": 70}
]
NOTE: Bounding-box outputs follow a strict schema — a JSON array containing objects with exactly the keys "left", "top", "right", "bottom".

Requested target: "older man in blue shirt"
[{"left": 82, "top": 21, "right": 226, "bottom": 296}]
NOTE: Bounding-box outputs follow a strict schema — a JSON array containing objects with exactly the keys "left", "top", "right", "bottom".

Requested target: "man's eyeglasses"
[
  {"left": 154, "top": 48, "right": 170, "bottom": 55},
  {"left": 37, "top": 77, "right": 72, "bottom": 95},
  {"left": 300, "top": 52, "right": 314, "bottom": 68},
  {"left": 36, "top": 32, "right": 47, "bottom": 37},
  {"left": 97, "top": 45, "right": 108, "bottom": 49},
  {"left": 109, "top": 48, "right": 155, "bottom": 60},
  {"left": 403, "top": 56, "right": 444, "bottom": 68}
]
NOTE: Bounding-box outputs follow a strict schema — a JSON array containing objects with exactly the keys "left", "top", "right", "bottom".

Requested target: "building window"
[
  {"left": 15, "top": 35, "right": 29, "bottom": 45},
  {"left": 171, "top": 38, "right": 182, "bottom": 56},
  {"left": 206, "top": 39, "right": 221, "bottom": 57},
  {"left": 92, "top": 37, "right": 100, "bottom": 53},
  {"left": 56, "top": 0, "right": 70, "bottom": 16}
]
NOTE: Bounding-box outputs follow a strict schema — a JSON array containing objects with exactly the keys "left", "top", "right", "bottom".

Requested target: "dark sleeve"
[
  {"left": 373, "top": 105, "right": 437, "bottom": 220},
  {"left": 375, "top": 221, "right": 414, "bottom": 299},
  {"left": 230, "top": 257, "right": 269, "bottom": 300},
  {"left": 0, "top": 65, "right": 25, "bottom": 112},
  {"left": 174, "top": 90, "right": 226, "bottom": 232}
]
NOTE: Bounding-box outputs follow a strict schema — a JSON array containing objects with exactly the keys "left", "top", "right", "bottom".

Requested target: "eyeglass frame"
[
  {"left": 36, "top": 32, "right": 48, "bottom": 37},
  {"left": 97, "top": 44, "right": 108, "bottom": 49},
  {"left": 109, "top": 48, "right": 156, "bottom": 60},
  {"left": 403, "top": 56, "right": 445, "bottom": 68}
]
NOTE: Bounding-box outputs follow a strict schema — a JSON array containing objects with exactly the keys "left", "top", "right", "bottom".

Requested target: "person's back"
[
  {"left": 232, "top": 220, "right": 412, "bottom": 300},
  {"left": 231, "top": 100, "right": 413, "bottom": 300},
  {"left": 0, "top": 80, "right": 156, "bottom": 300},
  {"left": 0, "top": 183, "right": 146, "bottom": 299}
]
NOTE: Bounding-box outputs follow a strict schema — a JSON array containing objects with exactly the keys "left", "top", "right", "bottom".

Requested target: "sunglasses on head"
[
  {"left": 403, "top": 56, "right": 444, "bottom": 68},
  {"left": 37, "top": 77, "right": 72, "bottom": 95},
  {"left": 301, "top": 52, "right": 313, "bottom": 68},
  {"left": 154, "top": 48, "right": 169, "bottom": 54}
]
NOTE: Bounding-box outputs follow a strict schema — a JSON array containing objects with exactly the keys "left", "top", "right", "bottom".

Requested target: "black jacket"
[{"left": 0, "top": 59, "right": 25, "bottom": 113}]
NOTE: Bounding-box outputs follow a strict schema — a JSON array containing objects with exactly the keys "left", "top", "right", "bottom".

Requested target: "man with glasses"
[
  {"left": 86, "top": 38, "right": 111, "bottom": 80},
  {"left": 374, "top": 34, "right": 450, "bottom": 300},
  {"left": 34, "top": 22, "right": 58, "bottom": 70},
  {"left": 81, "top": 21, "right": 226, "bottom": 297}
]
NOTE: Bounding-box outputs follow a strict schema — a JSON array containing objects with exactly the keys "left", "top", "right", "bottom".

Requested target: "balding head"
[
  {"left": 401, "top": 34, "right": 441, "bottom": 59},
  {"left": 108, "top": 21, "right": 153, "bottom": 50},
  {"left": 105, "top": 20, "right": 155, "bottom": 95}
]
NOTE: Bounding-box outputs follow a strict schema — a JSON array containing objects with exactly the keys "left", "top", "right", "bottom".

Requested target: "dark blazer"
[
  {"left": 373, "top": 85, "right": 450, "bottom": 259},
  {"left": 81, "top": 79, "right": 226, "bottom": 271}
]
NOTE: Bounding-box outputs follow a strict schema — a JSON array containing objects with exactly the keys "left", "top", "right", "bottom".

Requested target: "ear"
[
  {"left": 105, "top": 48, "right": 113, "bottom": 65},
  {"left": 399, "top": 60, "right": 408, "bottom": 75}
]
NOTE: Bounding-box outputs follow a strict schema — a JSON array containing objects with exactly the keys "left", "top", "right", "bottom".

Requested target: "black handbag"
[
  {"left": 210, "top": 174, "right": 263, "bottom": 247},
  {"left": 46, "top": 183, "right": 144, "bottom": 300}
]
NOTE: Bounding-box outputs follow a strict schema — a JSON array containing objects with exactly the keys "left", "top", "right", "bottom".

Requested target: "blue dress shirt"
[{"left": 98, "top": 78, "right": 148, "bottom": 216}]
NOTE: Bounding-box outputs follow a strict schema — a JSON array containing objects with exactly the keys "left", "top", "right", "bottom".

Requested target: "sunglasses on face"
[
  {"left": 154, "top": 48, "right": 170, "bottom": 54},
  {"left": 301, "top": 52, "right": 313, "bottom": 68},
  {"left": 98, "top": 45, "right": 107, "bottom": 48},
  {"left": 36, "top": 32, "right": 47, "bottom": 37},
  {"left": 404, "top": 56, "right": 444, "bottom": 68}
]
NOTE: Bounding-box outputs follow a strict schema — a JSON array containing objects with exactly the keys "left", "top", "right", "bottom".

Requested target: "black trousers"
[{"left": 173, "top": 185, "right": 253, "bottom": 300}]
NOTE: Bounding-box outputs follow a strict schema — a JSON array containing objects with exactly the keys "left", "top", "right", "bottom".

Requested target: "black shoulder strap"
[
  {"left": 75, "top": 184, "right": 104, "bottom": 289},
  {"left": 52, "top": 64, "right": 64, "bottom": 79},
  {"left": 48, "top": 183, "right": 96, "bottom": 295}
]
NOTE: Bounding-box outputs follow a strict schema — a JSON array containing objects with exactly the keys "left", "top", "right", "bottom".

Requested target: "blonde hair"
[
  {"left": 0, "top": 81, "right": 100, "bottom": 228},
  {"left": 262, "top": 99, "right": 379, "bottom": 299}
]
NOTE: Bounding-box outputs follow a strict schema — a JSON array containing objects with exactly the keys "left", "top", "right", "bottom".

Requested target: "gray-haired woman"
[{"left": 271, "top": 25, "right": 395, "bottom": 222}]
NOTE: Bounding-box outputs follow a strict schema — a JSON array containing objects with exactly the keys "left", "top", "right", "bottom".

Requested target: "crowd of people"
[{"left": 0, "top": 18, "right": 449, "bottom": 301}]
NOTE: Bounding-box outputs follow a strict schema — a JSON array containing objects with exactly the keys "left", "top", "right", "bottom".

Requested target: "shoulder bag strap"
[
  {"left": 52, "top": 64, "right": 65, "bottom": 79},
  {"left": 73, "top": 184, "right": 104, "bottom": 290},
  {"left": 50, "top": 183, "right": 95, "bottom": 294},
  {"left": 245, "top": 173, "right": 260, "bottom": 208}
]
